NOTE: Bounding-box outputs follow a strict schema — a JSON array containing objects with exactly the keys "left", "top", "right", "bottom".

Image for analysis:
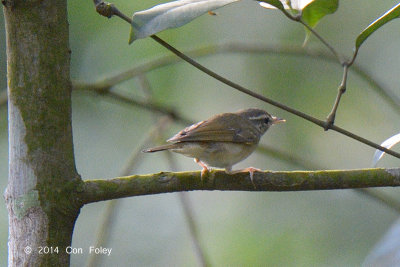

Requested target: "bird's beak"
[{"left": 271, "top": 116, "right": 286, "bottom": 124}]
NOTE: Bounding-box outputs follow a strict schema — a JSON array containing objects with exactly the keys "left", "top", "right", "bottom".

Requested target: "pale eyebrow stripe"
[{"left": 249, "top": 115, "right": 268, "bottom": 120}]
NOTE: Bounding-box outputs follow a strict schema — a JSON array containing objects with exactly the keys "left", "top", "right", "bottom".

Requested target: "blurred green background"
[{"left": 1, "top": 0, "right": 400, "bottom": 266}]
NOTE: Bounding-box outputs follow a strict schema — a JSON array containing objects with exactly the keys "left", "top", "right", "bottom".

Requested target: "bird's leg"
[
  {"left": 229, "top": 167, "right": 261, "bottom": 189},
  {"left": 194, "top": 158, "right": 209, "bottom": 180},
  {"left": 225, "top": 166, "right": 232, "bottom": 174}
]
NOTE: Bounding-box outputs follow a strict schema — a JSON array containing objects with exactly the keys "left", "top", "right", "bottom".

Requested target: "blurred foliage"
[{"left": 1, "top": 0, "right": 400, "bottom": 266}]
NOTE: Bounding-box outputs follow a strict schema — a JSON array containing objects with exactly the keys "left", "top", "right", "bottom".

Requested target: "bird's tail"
[{"left": 142, "top": 144, "right": 176, "bottom": 153}]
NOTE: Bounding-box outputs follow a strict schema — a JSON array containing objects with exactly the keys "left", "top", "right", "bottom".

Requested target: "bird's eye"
[{"left": 264, "top": 117, "right": 270, "bottom": 124}]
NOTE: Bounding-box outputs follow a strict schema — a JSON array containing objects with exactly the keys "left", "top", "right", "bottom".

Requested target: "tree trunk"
[{"left": 3, "top": 0, "right": 82, "bottom": 265}]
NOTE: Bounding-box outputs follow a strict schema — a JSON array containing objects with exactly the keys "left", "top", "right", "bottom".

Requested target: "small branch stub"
[
  {"left": 325, "top": 64, "right": 349, "bottom": 128},
  {"left": 95, "top": 1, "right": 115, "bottom": 18}
]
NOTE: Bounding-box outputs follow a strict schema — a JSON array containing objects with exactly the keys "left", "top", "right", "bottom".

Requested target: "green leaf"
[
  {"left": 355, "top": 3, "right": 400, "bottom": 50},
  {"left": 257, "top": 0, "right": 285, "bottom": 11},
  {"left": 301, "top": 0, "right": 338, "bottom": 45},
  {"left": 129, "top": 0, "right": 240, "bottom": 43},
  {"left": 302, "top": 0, "right": 338, "bottom": 28}
]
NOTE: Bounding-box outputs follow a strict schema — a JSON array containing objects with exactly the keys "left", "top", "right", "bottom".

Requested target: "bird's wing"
[{"left": 167, "top": 113, "right": 260, "bottom": 143}]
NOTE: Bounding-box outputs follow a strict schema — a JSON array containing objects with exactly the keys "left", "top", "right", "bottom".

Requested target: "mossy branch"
[{"left": 81, "top": 168, "right": 400, "bottom": 204}]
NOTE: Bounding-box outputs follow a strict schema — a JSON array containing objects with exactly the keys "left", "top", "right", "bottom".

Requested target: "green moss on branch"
[{"left": 81, "top": 168, "right": 400, "bottom": 204}]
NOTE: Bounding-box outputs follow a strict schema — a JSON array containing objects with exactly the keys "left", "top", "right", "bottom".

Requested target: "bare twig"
[
  {"left": 280, "top": 10, "right": 355, "bottom": 127},
  {"left": 256, "top": 146, "right": 400, "bottom": 214},
  {"left": 256, "top": 145, "right": 322, "bottom": 170},
  {"left": 356, "top": 188, "right": 400, "bottom": 214},
  {"left": 77, "top": 89, "right": 400, "bottom": 214},
  {"left": 86, "top": 199, "right": 118, "bottom": 267},
  {"left": 150, "top": 35, "right": 400, "bottom": 158},
  {"left": 75, "top": 87, "right": 193, "bottom": 125},
  {"left": 136, "top": 74, "right": 211, "bottom": 266},
  {"left": 278, "top": 8, "right": 342, "bottom": 64},
  {"left": 298, "top": 19, "right": 343, "bottom": 64},
  {"left": 72, "top": 42, "right": 400, "bottom": 114},
  {"left": 86, "top": 116, "right": 172, "bottom": 267},
  {"left": 325, "top": 64, "right": 349, "bottom": 128},
  {"left": 163, "top": 152, "right": 211, "bottom": 267},
  {"left": 92, "top": 3, "right": 400, "bottom": 159},
  {"left": 177, "top": 192, "right": 210, "bottom": 267}
]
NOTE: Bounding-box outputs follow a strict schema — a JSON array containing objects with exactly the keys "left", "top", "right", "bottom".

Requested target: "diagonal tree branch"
[
  {"left": 279, "top": 9, "right": 343, "bottom": 64},
  {"left": 76, "top": 77, "right": 400, "bottom": 214},
  {"left": 80, "top": 168, "right": 400, "bottom": 204},
  {"left": 256, "top": 146, "right": 400, "bottom": 214},
  {"left": 91, "top": 2, "right": 400, "bottom": 160},
  {"left": 80, "top": 1, "right": 399, "bottom": 213},
  {"left": 71, "top": 42, "right": 400, "bottom": 114},
  {"left": 76, "top": 88, "right": 193, "bottom": 125},
  {"left": 163, "top": 152, "right": 211, "bottom": 267},
  {"left": 139, "top": 73, "right": 211, "bottom": 267},
  {"left": 356, "top": 188, "right": 400, "bottom": 214},
  {"left": 86, "top": 116, "right": 172, "bottom": 267}
]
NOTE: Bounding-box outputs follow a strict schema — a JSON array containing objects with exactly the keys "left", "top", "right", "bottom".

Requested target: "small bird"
[{"left": 143, "top": 108, "right": 285, "bottom": 183}]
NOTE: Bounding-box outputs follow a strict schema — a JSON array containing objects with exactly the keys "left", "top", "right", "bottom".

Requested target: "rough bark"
[
  {"left": 3, "top": 0, "right": 400, "bottom": 265},
  {"left": 3, "top": 0, "right": 82, "bottom": 265},
  {"left": 81, "top": 168, "right": 400, "bottom": 204}
]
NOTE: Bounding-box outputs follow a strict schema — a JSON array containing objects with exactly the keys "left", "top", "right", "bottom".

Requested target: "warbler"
[{"left": 143, "top": 108, "right": 285, "bottom": 183}]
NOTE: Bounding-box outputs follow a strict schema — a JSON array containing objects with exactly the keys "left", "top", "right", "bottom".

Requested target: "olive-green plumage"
[{"left": 143, "top": 108, "right": 285, "bottom": 177}]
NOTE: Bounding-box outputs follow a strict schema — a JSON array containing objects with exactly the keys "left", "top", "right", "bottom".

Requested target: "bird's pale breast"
[{"left": 170, "top": 142, "right": 257, "bottom": 168}]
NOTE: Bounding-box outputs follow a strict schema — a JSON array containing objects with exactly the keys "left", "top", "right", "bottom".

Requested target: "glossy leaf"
[
  {"left": 302, "top": 0, "right": 338, "bottom": 28},
  {"left": 257, "top": 0, "right": 286, "bottom": 11},
  {"left": 258, "top": 0, "right": 317, "bottom": 11},
  {"left": 129, "top": 0, "right": 240, "bottom": 43},
  {"left": 372, "top": 133, "right": 400, "bottom": 167},
  {"left": 301, "top": 0, "right": 338, "bottom": 45},
  {"left": 356, "top": 3, "right": 400, "bottom": 50}
]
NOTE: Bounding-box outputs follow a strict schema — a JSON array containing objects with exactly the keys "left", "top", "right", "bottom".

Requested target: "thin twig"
[
  {"left": 6, "top": 44, "right": 395, "bottom": 120},
  {"left": 325, "top": 64, "right": 349, "bottom": 128},
  {"left": 298, "top": 19, "right": 343, "bottom": 64},
  {"left": 281, "top": 10, "right": 351, "bottom": 127},
  {"left": 256, "top": 145, "right": 400, "bottom": 214},
  {"left": 291, "top": 13, "right": 345, "bottom": 127},
  {"left": 152, "top": 34, "right": 400, "bottom": 158},
  {"left": 163, "top": 152, "right": 211, "bottom": 267},
  {"left": 86, "top": 116, "right": 172, "bottom": 267},
  {"left": 348, "top": 47, "right": 359, "bottom": 67},
  {"left": 177, "top": 192, "right": 210, "bottom": 267},
  {"left": 86, "top": 199, "right": 119, "bottom": 267},
  {"left": 72, "top": 42, "right": 400, "bottom": 114},
  {"left": 75, "top": 87, "right": 193, "bottom": 125},
  {"left": 356, "top": 188, "right": 400, "bottom": 214},
  {"left": 80, "top": 87, "right": 397, "bottom": 164},
  {"left": 77, "top": 88, "right": 400, "bottom": 208},
  {"left": 278, "top": 8, "right": 342, "bottom": 64},
  {"left": 92, "top": 3, "right": 400, "bottom": 159},
  {"left": 80, "top": 83, "right": 400, "bottom": 217},
  {"left": 256, "top": 145, "right": 322, "bottom": 170},
  {"left": 137, "top": 73, "right": 154, "bottom": 98},
  {"left": 90, "top": 0, "right": 400, "bottom": 219},
  {"left": 139, "top": 72, "right": 211, "bottom": 267}
]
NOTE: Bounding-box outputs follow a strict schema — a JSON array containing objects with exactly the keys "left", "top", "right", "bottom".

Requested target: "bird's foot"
[
  {"left": 231, "top": 167, "right": 261, "bottom": 189},
  {"left": 194, "top": 158, "right": 209, "bottom": 181}
]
